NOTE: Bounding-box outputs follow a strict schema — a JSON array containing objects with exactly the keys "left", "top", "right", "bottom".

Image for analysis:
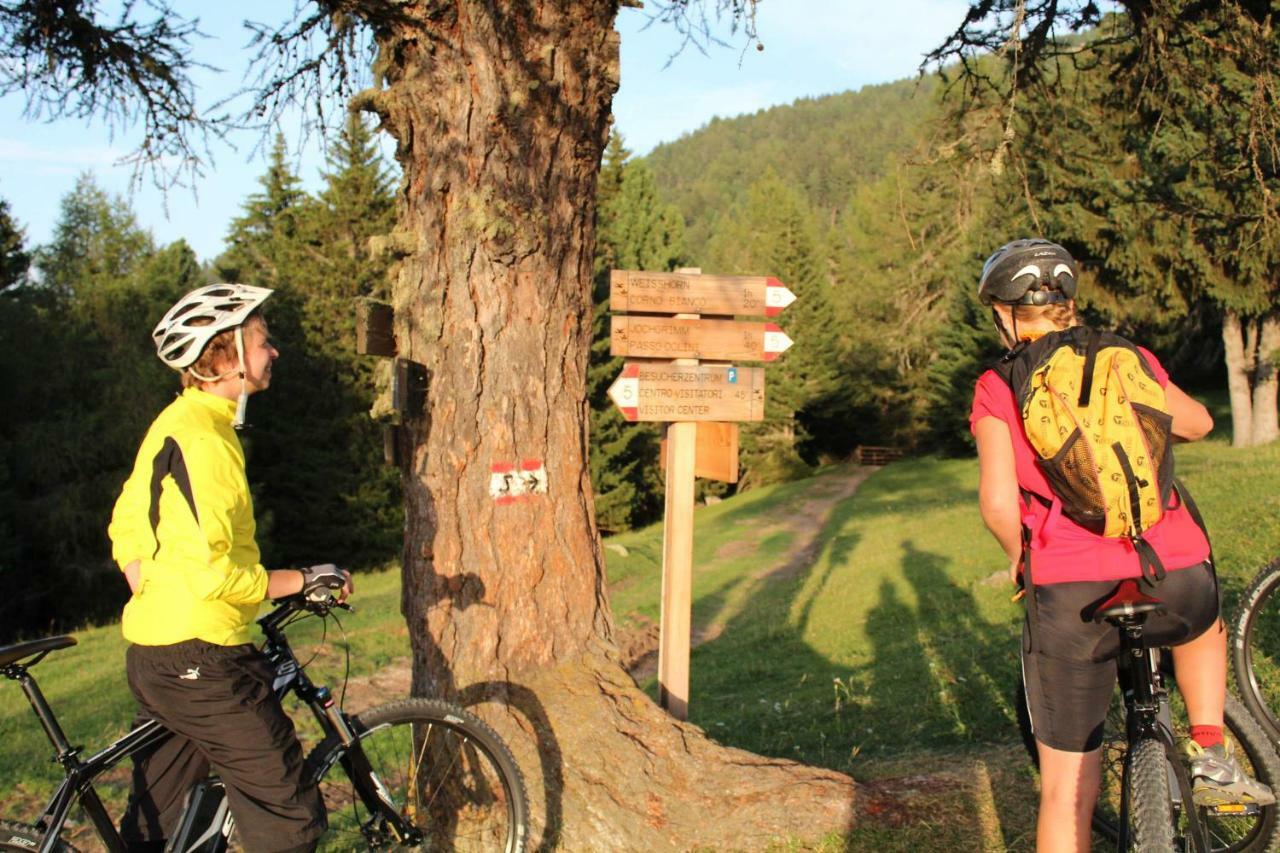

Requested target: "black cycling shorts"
[{"left": 1021, "top": 561, "right": 1220, "bottom": 753}]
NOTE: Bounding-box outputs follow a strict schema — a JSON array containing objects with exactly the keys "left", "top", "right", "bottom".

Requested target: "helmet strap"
[
  {"left": 232, "top": 325, "right": 249, "bottom": 429},
  {"left": 991, "top": 307, "right": 1017, "bottom": 350}
]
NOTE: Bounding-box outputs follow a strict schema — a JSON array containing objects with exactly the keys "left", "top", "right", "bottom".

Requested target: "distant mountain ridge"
[{"left": 643, "top": 75, "right": 941, "bottom": 257}]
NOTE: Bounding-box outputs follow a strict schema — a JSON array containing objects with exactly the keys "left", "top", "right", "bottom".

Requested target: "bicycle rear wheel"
[
  {"left": 1233, "top": 558, "right": 1280, "bottom": 745},
  {"left": 304, "top": 697, "right": 529, "bottom": 852}
]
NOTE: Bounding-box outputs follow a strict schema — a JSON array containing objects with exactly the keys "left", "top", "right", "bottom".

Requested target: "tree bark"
[
  {"left": 1252, "top": 313, "right": 1280, "bottom": 446},
  {"left": 1223, "top": 309, "right": 1256, "bottom": 447},
  {"left": 354, "top": 2, "right": 858, "bottom": 847}
]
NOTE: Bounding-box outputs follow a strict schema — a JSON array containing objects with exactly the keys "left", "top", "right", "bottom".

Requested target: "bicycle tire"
[
  {"left": 303, "top": 697, "right": 529, "bottom": 852},
  {"left": 1018, "top": 680, "right": 1280, "bottom": 851},
  {"left": 0, "top": 820, "right": 78, "bottom": 852},
  {"left": 1128, "top": 736, "right": 1178, "bottom": 851},
  {"left": 1233, "top": 558, "right": 1280, "bottom": 745}
]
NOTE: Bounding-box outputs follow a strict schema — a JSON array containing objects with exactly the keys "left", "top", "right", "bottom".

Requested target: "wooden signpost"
[
  {"left": 610, "top": 270, "right": 797, "bottom": 316},
  {"left": 610, "top": 316, "right": 793, "bottom": 362},
  {"left": 607, "top": 268, "right": 795, "bottom": 720},
  {"left": 606, "top": 363, "right": 765, "bottom": 423}
]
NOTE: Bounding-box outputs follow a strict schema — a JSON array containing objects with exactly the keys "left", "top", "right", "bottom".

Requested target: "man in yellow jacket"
[{"left": 109, "top": 284, "right": 350, "bottom": 852}]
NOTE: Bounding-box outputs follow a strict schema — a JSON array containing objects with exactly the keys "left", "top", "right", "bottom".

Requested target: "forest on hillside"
[{"left": 1, "top": 10, "right": 1276, "bottom": 640}]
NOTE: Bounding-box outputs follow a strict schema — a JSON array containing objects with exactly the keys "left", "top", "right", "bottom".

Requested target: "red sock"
[{"left": 1191, "top": 725, "right": 1224, "bottom": 749}]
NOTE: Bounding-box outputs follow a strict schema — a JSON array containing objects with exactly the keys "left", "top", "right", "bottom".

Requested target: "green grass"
[
  {"left": 4, "top": 429, "right": 1279, "bottom": 849},
  {"left": 603, "top": 436, "right": 1280, "bottom": 849}
]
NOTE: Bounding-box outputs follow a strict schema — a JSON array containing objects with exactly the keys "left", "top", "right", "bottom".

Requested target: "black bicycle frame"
[
  {"left": 6, "top": 662, "right": 171, "bottom": 853},
  {"left": 6, "top": 596, "right": 421, "bottom": 853},
  {"left": 1113, "top": 615, "right": 1210, "bottom": 853}
]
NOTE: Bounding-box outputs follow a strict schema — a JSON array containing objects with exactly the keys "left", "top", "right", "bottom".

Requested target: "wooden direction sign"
[
  {"left": 610, "top": 270, "right": 797, "bottom": 317},
  {"left": 607, "top": 363, "right": 764, "bottom": 423},
  {"left": 610, "top": 317, "right": 793, "bottom": 362}
]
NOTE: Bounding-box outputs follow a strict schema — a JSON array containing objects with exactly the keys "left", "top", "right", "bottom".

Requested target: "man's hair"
[{"left": 179, "top": 308, "right": 263, "bottom": 388}]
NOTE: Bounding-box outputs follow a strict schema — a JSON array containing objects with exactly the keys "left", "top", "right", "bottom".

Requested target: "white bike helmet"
[
  {"left": 153, "top": 284, "right": 274, "bottom": 427},
  {"left": 153, "top": 284, "right": 274, "bottom": 369}
]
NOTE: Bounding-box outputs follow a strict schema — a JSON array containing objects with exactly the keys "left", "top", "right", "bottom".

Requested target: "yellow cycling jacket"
[{"left": 109, "top": 388, "right": 269, "bottom": 646}]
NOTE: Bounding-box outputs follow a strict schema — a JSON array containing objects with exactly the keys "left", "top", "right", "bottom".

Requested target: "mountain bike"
[
  {"left": 1232, "top": 557, "right": 1280, "bottom": 748},
  {"left": 0, "top": 593, "right": 530, "bottom": 852},
  {"left": 1017, "top": 579, "right": 1280, "bottom": 851}
]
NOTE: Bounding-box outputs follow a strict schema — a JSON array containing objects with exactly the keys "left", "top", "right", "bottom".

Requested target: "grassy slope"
[{"left": 3, "top": 432, "right": 1279, "bottom": 849}]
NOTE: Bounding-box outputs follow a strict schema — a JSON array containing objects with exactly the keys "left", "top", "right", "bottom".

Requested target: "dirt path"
[{"left": 619, "top": 465, "right": 875, "bottom": 681}]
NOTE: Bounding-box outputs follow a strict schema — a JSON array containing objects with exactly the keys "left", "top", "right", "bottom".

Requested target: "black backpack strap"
[
  {"left": 1077, "top": 327, "right": 1102, "bottom": 407},
  {"left": 1111, "top": 442, "right": 1149, "bottom": 533},
  {"left": 1131, "top": 537, "right": 1168, "bottom": 584},
  {"left": 1019, "top": 489, "right": 1041, "bottom": 654}
]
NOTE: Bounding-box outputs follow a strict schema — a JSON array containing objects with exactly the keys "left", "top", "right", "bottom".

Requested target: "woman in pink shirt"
[{"left": 970, "top": 239, "right": 1271, "bottom": 852}]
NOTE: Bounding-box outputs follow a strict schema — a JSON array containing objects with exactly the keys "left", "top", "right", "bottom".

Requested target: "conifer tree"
[
  {"left": 218, "top": 127, "right": 401, "bottom": 569},
  {"left": 588, "top": 132, "right": 685, "bottom": 531},
  {"left": 0, "top": 197, "right": 29, "bottom": 292},
  {"left": 1, "top": 180, "right": 175, "bottom": 639},
  {"left": 706, "top": 170, "right": 844, "bottom": 485}
]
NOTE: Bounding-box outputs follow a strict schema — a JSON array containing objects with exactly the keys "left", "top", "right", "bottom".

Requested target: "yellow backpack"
[{"left": 995, "top": 327, "right": 1176, "bottom": 545}]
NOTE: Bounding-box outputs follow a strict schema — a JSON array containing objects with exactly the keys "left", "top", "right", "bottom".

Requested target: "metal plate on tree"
[
  {"left": 607, "top": 363, "right": 765, "bottom": 422},
  {"left": 609, "top": 316, "right": 793, "bottom": 362},
  {"left": 610, "top": 270, "right": 796, "bottom": 317}
]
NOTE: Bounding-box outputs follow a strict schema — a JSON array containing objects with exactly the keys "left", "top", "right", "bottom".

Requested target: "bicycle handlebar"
[{"left": 258, "top": 594, "right": 351, "bottom": 634}]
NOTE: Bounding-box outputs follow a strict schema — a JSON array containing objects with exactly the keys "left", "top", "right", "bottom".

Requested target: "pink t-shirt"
[{"left": 969, "top": 346, "right": 1210, "bottom": 585}]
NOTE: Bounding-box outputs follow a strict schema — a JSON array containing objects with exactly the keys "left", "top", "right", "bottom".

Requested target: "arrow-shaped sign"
[
  {"left": 610, "top": 317, "right": 794, "bottom": 362},
  {"left": 608, "top": 363, "right": 766, "bottom": 422},
  {"left": 610, "top": 270, "right": 796, "bottom": 317}
]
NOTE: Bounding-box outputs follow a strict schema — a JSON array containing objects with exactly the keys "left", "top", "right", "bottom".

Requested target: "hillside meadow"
[{"left": 2, "top": 424, "right": 1279, "bottom": 850}]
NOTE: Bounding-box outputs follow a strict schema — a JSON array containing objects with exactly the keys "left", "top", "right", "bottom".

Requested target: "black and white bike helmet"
[
  {"left": 153, "top": 284, "right": 273, "bottom": 370},
  {"left": 978, "top": 239, "right": 1078, "bottom": 306}
]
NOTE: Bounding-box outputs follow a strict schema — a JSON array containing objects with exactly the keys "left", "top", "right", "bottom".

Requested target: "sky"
[{"left": 0, "top": 1, "right": 971, "bottom": 262}]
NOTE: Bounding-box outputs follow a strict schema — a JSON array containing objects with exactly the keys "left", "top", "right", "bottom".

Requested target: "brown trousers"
[{"left": 121, "top": 640, "right": 326, "bottom": 853}]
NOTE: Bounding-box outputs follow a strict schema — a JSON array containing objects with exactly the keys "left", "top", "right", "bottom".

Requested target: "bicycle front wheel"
[
  {"left": 1095, "top": 693, "right": 1280, "bottom": 852},
  {"left": 1127, "top": 736, "right": 1177, "bottom": 851},
  {"left": 1019, "top": 677, "right": 1280, "bottom": 851},
  {"left": 1233, "top": 558, "right": 1280, "bottom": 745},
  {"left": 304, "top": 698, "right": 529, "bottom": 852}
]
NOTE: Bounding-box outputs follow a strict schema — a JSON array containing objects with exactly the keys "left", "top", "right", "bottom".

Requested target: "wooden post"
[
  {"left": 658, "top": 418, "right": 696, "bottom": 718},
  {"left": 658, "top": 268, "right": 701, "bottom": 720}
]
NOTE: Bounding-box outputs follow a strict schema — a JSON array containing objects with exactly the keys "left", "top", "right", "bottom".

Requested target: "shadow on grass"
[{"left": 682, "top": 482, "right": 1032, "bottom": 849}]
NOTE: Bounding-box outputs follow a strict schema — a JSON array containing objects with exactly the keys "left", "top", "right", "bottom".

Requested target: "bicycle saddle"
[
  {"left": 0, "top": 636, "right": 76, "bottom": 670},
  {"left": 1091, "top": 579, "right": 1166, "bottom": 623}
]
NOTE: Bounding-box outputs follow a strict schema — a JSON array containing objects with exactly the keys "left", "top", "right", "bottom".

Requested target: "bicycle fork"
[{"left": 304, "top": 685, "right": 423, "bottom": 845}]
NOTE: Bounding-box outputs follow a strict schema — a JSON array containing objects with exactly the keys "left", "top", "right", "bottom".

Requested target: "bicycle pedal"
[{"left": 1205, "top": 802, "right": 1261, "bottom": 817}]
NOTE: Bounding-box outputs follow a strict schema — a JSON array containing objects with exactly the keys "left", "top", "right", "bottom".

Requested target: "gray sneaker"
[{"left": 1186, "top": 740, "right": 1277, "bottom": 807}]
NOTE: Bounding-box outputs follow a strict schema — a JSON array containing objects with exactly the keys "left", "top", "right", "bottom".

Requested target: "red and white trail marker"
[{"left": 489, "top": 459, "right": 548, "bottom": 504}]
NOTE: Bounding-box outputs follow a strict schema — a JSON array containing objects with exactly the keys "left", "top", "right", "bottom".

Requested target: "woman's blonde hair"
[{"left": 1009, "top": 300, "right": 1078, "bottom": 331}]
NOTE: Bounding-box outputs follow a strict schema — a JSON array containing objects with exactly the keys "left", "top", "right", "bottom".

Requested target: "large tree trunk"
[
  {"left": 354, "top": 2, "right": 857, "bottom": 847},
  {"left": 1223, "top": 309, "right": 1257, "bottom": 447},
  {"left": 1251, "top": 313, "right": 1280, "bottom": 446}
]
